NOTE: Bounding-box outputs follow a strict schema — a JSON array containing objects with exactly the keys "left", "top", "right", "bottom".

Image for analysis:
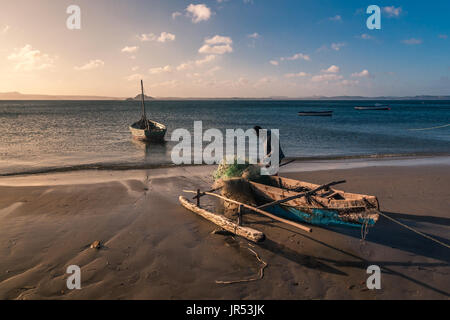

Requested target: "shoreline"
[{"left": 1, "top": 152, "right": 449, "bottom": 178}]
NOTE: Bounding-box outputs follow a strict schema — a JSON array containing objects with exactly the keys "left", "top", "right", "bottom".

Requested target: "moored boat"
[
  {"left": 129, "top": 80, "right": 167, "bottom": 142},
  {"left": 249, "top": 176, "right": 380, "bottom": 227},
  {"left": 298, "top": 110, "right": 333, "bottom": 116},
  {"left": 355, "top": 105, "right": 390, "bottom": 111}
]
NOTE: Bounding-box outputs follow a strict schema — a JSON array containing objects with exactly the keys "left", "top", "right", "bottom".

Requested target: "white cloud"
[
  {"left": 149, "top": 65, "right": 173, "bottom": 74},
  {"left": 177, "top": 55, "right": 217, "bottom": 71},
  {"left": 331, "top": 42, "right": 345, "bottom": 51},
  {"left": 137, "top": 33, "right": 156, "bottom": 42},
  {"left": 383, "top": 6, "right": 402, "bottom": 18},
  {"left": 74, "top": 59, "right": 105, "bottom": 71},
  {"left": 402, "top": 38, "right": 422, "bottom": 45},
  {"left": 172, "top": 11, "right": 182, "bottom": 19},
  {"left": 204, "top": 35, "right": 232, "bottom": 45},
  {"left": 248, "top": 32, "right": 260, "bottom": 39},
  {"left": 270, "top": 60, "right": 279, "bottom": 66},
  {"left": 131, "top": 66, "right": 139, "bottom": 71},
  {"left": 351, "top": 69, "right": 371, "bottom": 78},
  {"left": 281, "top": 53, "right": 311, "bottom": 61},
  {"left": 199, "top": 35, "right": 233, "bottom": 55},
  {"left": 186, "top": 4, "right": 212, "bottom": 23},
  {"left": 157, "top": 32, "right": 176, "bottom": 43},
  {"left": 285, "top": 72, "right": 310, "bottom": 78},
  {"left": 311, "top": 74, "right": 343, "bottom": 82},
  {"left": 137, "top": 32, "right": 175, "bottom": 43},
  {"left": 329, "top": 15, "right": 342, "bottom": 22},
  {"left": 7, "top": 44, "right": 55, "bottom": 71},
  {"left": 340, "top": 80, "right": 360, "bottom": 86},
  {"left": 121, "top": 46, "right": 139, "bottom": 53},
  {"left": 322, "top": 65, "right": 340, "bottom": 73}
]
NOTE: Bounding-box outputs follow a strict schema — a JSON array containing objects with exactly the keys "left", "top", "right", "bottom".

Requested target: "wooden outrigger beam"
[
  {"left": 257, "top": 180, "right": 346, "bottom": 210},
  {"left": 183, "top": 190, "right": 312, "bottom": 233},
  {"left": 179, "top": 196, "right": 265, "bottom": 242}
]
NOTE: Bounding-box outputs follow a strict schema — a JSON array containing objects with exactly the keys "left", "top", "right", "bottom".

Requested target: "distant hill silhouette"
[{"left": 126, "top": 94, "right": 155, "bottom": 101}]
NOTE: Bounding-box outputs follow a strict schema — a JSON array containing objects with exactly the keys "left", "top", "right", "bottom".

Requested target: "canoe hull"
[
  {"left": 129, "top": 120, "right": 167, "bottom": 142},
  {"left": 249, "top": 176, "right": 380, "bottom": 227}
]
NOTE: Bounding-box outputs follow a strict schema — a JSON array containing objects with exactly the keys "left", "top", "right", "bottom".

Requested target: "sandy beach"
[{"left": 0, "top": 157, "right": 449, "bottom": 300}]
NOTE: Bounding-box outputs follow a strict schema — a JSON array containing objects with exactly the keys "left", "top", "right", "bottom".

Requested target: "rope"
[
  {"left": 379, "top": 212, "right": 450, "bottom": 250},
  {"left": 215, "top": 246, "right": 268, "bottom": 284},
  {"left": 408, "top": 124, "right": 450, "bottom": 131}
]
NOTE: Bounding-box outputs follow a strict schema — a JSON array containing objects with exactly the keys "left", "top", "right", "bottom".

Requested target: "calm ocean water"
[{"left": 0, "top": 100, "right": 449, "bottom": 175}]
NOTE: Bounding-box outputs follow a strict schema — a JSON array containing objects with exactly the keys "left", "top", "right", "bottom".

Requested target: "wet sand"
[{"left": 0, "top": 160, "right": 449, "bottom": 299}]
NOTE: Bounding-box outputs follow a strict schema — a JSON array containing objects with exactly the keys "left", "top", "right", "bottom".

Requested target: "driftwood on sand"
[{"left": 179, "top": 196, "right": 265, "bottom": 243}]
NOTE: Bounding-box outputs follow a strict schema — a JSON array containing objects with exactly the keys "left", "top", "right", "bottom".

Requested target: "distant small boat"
[
  {"left": 355, "top": 105, "right": 390, "bottom": 111},
  {"left": 129, "top": 80, "right": 167, "bottom": 142},
  {"left": 298, "top": 110, "right": 333, "bottom": 117}
]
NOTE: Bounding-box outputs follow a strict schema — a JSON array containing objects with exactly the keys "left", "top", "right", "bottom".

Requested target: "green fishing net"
[{"left": 213, "top": 159, "right": 260, "bottom": 181}]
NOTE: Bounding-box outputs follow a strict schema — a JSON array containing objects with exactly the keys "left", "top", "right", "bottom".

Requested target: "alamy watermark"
[{"left": 170, "top": 122, "right": 281, "bottom": 176}]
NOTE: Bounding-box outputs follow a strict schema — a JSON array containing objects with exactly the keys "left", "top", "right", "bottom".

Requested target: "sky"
[{"left": 0, "top": 0, "right": 449, "bottom": 98}]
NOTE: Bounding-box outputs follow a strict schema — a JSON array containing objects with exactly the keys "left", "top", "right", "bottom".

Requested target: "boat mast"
[
  {"left": 140, "top": 80, "right": 146, "bottom": 120},
  {"left": 140, "top": 80, "right": 150, "bottom": 130}
]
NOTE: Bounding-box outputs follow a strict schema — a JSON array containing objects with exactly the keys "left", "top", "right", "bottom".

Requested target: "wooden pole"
[
  {"left": 179, "top": 196, "right": 265, "bottom": 242},
  {"left": 237, "top": 205, "right": 243, "bottom": 226},
  {"left": 196, "top": 189, "right": 201, "bottom": 207},
  {"left": 183, "top": 190, "right": 312, "bottom": 233},
  {"left": 257, "top": 180, "right": 347, "bottom": 210}
]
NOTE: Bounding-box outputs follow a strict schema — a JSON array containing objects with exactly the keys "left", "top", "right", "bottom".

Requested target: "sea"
[{"left": 0, "top": 100, "right": 449, "bottom": 176}]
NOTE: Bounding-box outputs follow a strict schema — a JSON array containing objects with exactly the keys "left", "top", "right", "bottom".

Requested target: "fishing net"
[{"left": 212, "top": 158, "right": 261, "bottom": 181}]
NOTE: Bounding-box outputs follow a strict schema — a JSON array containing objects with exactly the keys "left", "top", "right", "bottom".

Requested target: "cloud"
[
  {"left": 311, "top": 74, "right": 343, "bottom": 82},
  {"left": 340, "top": 80, "right": 360, "bottom": 86},
  {"left": 281, "top": 53, "right": 311, "bottom": 61},
  {"left": 331, "top": 42, "right": 345, "bottom": 51},
  {"left": 329, "top": 15, "right": 342, "bottom": 22},
  {"left": 270, "top": 60, "right": 279, "bottom": 66},
  {"left": 285, "top": 72, "right": 310, "bottom": 78},
  {"left": 7, "top": 44, "right": 55, "bottom": 71},
  {"left": 351, "top": 69, "right": 372, "bottom": 78},
  {"left": 199, "top": 35, "right": 233, "bottom": 54},
  {"left": 186, "top": 4, "right": 212, "bottom": 23},
  {"left": 204, "top": 35, "right": 232, "bottom": 45},
  {"left": 322, "top": 65, "right": 340, "bottom": 73},
  {"left": 157, "top": 32, "right": 176, "bottom": 43},
  {"left": 131, "top": 66, "right": 139, "bottom": 71},
  {"left": 438, "top": 34, "right": 448, "bottom": 39},
  {"left": 74, "top": 59, "right": 105, "bottom": 71},
  {"left": 248, "top": 32, "right": 260, "bottom": 39},
  {"left": 172, "top": 11, "right": 182, "bottom": 19},
  {"left": 383, "top": 6, "right": 402, "bottom": 18},
  {"left": 176, "top": 55, "right": 217, "bottom": 71},
  {"left": 121, "top": 46, "right": 139, "bottom": 53},
  {"left": 149, "top": 65, "right": 173, "bottom": 74},
  {"left": 137, "top": 32, "right": 175, "bottom": 43},
  {"left": 402, "top": 38, "right": 422, "bottom": 45}
]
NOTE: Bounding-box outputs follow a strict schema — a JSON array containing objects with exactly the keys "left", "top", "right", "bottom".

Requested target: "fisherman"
[{"left": 253, "top": 126, "right": 285, "bottom": 175}]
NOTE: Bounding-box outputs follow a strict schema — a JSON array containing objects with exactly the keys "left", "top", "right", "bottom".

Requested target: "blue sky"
[{"left": 0, "top": 0, "right": 449, "bottom": 97}]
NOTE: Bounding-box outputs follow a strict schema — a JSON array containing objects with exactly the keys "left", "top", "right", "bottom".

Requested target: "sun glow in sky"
[{"left": 0, "top": 0, "right": 449, "bottom": 98}]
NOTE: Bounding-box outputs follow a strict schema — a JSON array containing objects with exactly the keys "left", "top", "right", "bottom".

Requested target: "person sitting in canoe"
[{"left": 253, "top": 126, "right": 285, "bottom": 175}]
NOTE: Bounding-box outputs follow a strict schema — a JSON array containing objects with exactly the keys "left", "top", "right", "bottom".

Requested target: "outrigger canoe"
[{"left": 249, "top": 176, "right": 380, "bottom": 227}]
